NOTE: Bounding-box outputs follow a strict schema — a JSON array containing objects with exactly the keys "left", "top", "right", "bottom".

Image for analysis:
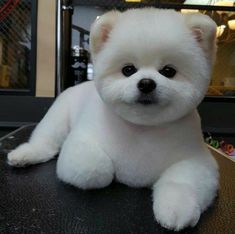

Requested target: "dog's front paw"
[
  {"left": 153, "top": 182, "right": 201, "bottom": 231},
  {"left": 7, "top": 143, "right": 45, "bottom": 167},
  {"left": 57, "top": 151, "right": 114, "bottom": 190}
]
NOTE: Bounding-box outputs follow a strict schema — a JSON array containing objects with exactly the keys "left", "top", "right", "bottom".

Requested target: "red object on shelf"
[{"left": 220, "top": 140, "right": 235, "bottom": 156}]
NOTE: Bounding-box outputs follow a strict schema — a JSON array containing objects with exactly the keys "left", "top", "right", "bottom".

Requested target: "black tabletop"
[{"left": 0, "top": 125, "right": 235, "bottom": 234}]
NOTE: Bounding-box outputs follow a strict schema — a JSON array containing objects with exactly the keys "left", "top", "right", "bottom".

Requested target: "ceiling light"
[
  {"left": 214, "top": 1, "right": 234, "bottom": 6},
  {"left": 181, "top": 9, "right": 199, "bottom": 13}
]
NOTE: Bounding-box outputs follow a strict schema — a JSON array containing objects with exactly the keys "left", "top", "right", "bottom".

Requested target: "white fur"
[{"left": 8, "top": 9, "right": 218, "bottom": 231}]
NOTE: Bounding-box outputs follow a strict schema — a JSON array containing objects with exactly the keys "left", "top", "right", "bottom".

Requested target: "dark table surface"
[{"left": 0, "top": 125, "right": 235, "bottom": 234}]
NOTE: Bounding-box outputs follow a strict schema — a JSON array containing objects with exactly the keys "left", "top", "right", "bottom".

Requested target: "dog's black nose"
[{"left": 137, "top": 79, "right": 156, "bottom": 93}]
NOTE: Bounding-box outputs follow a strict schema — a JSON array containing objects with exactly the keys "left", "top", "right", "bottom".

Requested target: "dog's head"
[{"left": 90, "top": 9, "right": 217, "bottom": 126}]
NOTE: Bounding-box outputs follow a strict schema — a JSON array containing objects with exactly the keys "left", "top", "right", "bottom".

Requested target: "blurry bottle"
[
  {"left": 87, "top": 63, "right": 94, "bottom": 81},
  {"left": 71, "top": 45, "right": 89, "bottom": 85}
]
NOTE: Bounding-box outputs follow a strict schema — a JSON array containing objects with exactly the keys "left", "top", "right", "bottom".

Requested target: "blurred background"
[{"left": 0, "top": 0, "right": 235, "bottom": 147}]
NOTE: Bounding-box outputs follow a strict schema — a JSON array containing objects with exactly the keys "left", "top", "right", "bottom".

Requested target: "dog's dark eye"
[
  {"left": 159, "top": 65, "right": 176, "bottom": 78},
  {"left": 122, "top": 65, "right": 137, "bottom": 77}
]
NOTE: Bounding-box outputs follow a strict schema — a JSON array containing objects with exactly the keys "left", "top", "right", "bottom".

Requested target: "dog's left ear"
[
  {"left": 90, "top": 11, "right": 120, "bottom": 61},
  {"left": 184, "top": 13, "right": 217, "bottom": 64}
]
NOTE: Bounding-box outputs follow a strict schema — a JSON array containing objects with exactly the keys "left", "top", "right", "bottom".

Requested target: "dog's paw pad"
[{"left": 153, "top": 182, "right": 201, "bottom": 231}]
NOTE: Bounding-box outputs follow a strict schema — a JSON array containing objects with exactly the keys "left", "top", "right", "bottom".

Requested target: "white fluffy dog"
[{"left": 8, "top": 9, "right": 219, "bottom": 231}]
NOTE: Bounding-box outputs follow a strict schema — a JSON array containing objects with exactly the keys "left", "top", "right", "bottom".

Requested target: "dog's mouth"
[{"left": 136, "top": 95, "right": 157, "bottom": 105}]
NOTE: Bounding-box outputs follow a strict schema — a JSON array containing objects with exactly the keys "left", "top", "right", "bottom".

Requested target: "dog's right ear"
[
  {"left": 183, "top": 13, "right": 217, "bottom": 65},
  {"left": 90, "top": 11, "right": 120, "bottom": 60}
]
